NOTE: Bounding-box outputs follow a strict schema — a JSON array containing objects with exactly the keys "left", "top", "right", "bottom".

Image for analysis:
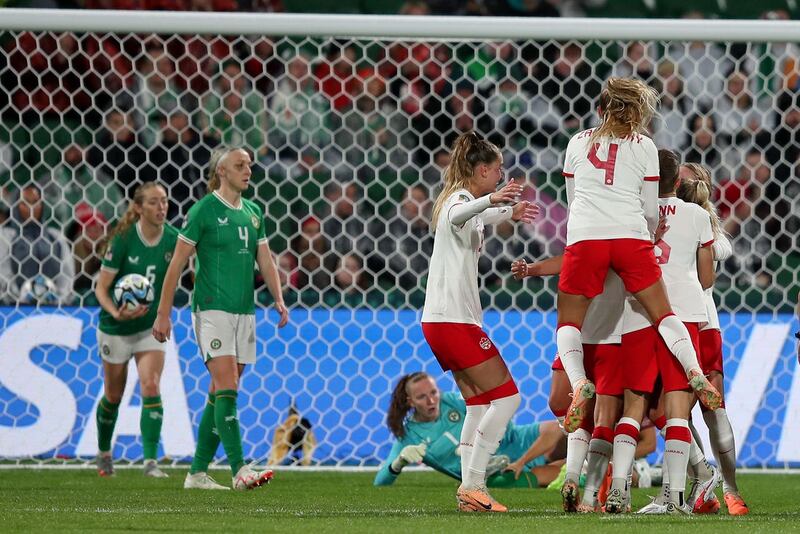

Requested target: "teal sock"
[
  {"left": 190, "top": 392, "right": 221, "bottom": 474},
  {"left": 214, "top": 389, "right": 245, "bottom": 475},
  {"left": 96, "top": 396, "right": 120, "bottom": 454},
  {"left": 140, "top": 395, "right": 163, "bottom": 461}
]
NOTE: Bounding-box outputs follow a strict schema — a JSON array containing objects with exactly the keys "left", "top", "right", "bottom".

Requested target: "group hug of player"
[{"left": 419, "top": 77, "right": 747, "bottom": 515}]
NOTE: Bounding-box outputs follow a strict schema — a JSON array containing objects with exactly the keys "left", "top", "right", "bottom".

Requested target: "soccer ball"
[
  {"left": 19, "top": 275, "right": 59, "bottom": 305},
  {"left": 113, "top": 273, "right": 154, "bottom": 311}
]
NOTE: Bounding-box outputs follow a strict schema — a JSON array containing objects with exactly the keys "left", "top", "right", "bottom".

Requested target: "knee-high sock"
[
  {"left": 610, "top": 417, "right": 640, "bottom": 493},
  {"left": 687, "top": 423, "right": 713, "bottom": 482},
  {"left": 565, "top": 428, "right": 591, "bottom": 483},
  {"left": 190, "top": 392, "right": 220, "bottom": 474},
  {"left": 460, "top": 402, "right": 489, "bottom": 482},
  {"left": 214, "top": 389, "right": 245, "bottom": 476},
  {"left": 463, "top": 392, "right": 521, "bottom": 489},
  {"left": 581, "top": 426, "right": 613, "bottom": 506},
  {"left": 664, "top": 418, "right": 692, "bottom": 506},
  {"left": 703, "top": 408, "right": 738, "bottom": 493},
  {"left": 556, "top": 325, "right": 586, "bottom": 389},
  {"left": 656, "top": 315, "right": 701, "bottom": 375},
  {"left": 140, "top": 395, "right": 163, "bottom": 461},
  {"left": 96, "top": 396, "right": 120, "bottom": 454}
]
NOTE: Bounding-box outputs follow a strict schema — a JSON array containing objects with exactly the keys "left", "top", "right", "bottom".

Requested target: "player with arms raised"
[
  {"left": 555, "top": 78, "right": 720, "bottom": 435},
  {"left": 152, "top": 147, "right": 288, "bottom": 491},
  {"left": 421, "top": 131, "right": 538, "bottom": 512},
  {"left": 94, "top": 182, "right": 177, "bottom": 478}
]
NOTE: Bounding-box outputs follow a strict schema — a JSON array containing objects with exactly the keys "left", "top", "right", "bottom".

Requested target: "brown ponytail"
[
  {"left": 101, "top": 181, "right": 163, "bottom": 255},
  {"left": 590, "top": 77, "right": 659, "bottom": 145},
  {"left": 677, "top": 163, "right": 723, "bottom": 236},
  {"left": 387, "top": 372, "right": 431, "bottom": 439},
  {"left": 430, "top": 131, "right": 501, "bottom": 230},
  {"left": 658, "top": 148, "right": 680, "bottom": 195}
]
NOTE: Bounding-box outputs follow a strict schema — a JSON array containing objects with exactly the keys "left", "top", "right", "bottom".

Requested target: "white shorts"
[
  {"left": 192, "top": 310, "right": 256, "bottom": 365},
  {"left": 97, "top": 328, "right": 166, "bottom": 365}
]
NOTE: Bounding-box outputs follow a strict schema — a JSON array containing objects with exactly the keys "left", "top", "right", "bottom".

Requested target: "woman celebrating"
[
  {"left": 94, "top": 182, "right": 176, "bottom": 478},
  {"left": 421, "top": 131, "right": 538, "bottom": 512},
  {"left": 153, "top": 147, "right": 288, "bottom": 491},
  {"left": 555, "top": 78, "right": 721, "bottom": 434}
]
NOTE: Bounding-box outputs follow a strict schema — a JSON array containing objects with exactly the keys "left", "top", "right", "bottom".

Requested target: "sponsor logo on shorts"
[
  {"left": 102, "top": 344, "right": 111, "bottom": 356},
  {"left": 448, "top": 409, "right": 461, "bottom": 423},
  {"left": 210, "top": 339, "right": 222, "bottom": 350},
  {"left": 479, "top": 337, "right": 492, "bottom": 350}
]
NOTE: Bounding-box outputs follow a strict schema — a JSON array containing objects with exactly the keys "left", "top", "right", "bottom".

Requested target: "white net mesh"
[{"left": 0, "top": 21, "right": 798, "bottom": 468}]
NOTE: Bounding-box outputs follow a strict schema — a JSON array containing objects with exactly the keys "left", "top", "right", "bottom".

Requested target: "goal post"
[{"left": 0, "top": 9, "right": 798, "bottom": 469}]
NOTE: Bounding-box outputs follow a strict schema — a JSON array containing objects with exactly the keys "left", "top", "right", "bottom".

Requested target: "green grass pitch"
[{"left": 1, "top": 470, "right": 798, "bottom": 532}]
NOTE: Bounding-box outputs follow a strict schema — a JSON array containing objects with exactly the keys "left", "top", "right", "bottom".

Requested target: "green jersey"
[
  {"left": 179, "top": 191, "right": 267, "bottom": 314},
  {"left": 99, "top": 222, "right": 179, "bottom": 336},
  {"left": 374, "top": 392, "right": 545, "bottom": 486}
]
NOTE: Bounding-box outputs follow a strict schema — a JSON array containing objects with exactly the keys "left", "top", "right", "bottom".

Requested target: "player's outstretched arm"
[
  {"left": 256, "top": 241, "right": 288, "bottom": 328},
  {"left": 152, "top": 239, "right": 194, "bottom": 342},
  {"left": 504, "top": 420, "right": 564, "bottom": 479},
  {"left": 449, "top": 180, "right": 524, "bottom": 226},
  {"left": 511, "top": 254, "right": 563, "bottom": 280},
  {"left": 373, "top": 440, "right": 406, "bottom": 486}
]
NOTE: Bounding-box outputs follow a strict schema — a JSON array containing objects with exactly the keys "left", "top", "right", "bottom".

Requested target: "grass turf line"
[{"left": 0, "top": 470, "right": 798, "bottom": 533}]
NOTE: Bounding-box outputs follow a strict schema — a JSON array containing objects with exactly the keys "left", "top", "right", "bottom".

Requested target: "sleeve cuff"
[
  {"left": 644, "top": 175, "right": 660, "bottom": 182},
  {"left": 700, "top": 239, "right": 714, "bottom": 248},
  {"left": 178, "top": 234, "right": 197, "bottom": 246},
  {"left": 257, "top": 238, "right": 268, "bottom": 245},
  {"left": 562, "top": 172, "right": 574, "bottom": 178},
  {"left": 100, "top": 266, "right": 118, "bottom": 273}
]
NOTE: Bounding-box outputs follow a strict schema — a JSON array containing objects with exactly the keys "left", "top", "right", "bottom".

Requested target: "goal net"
[{"left": 0, "top": 10, "right": 798, "bottom": 469}]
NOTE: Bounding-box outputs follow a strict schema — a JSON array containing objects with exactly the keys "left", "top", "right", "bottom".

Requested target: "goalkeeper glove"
[{"left": 390, "top": 443, "right": 427, "bottom": 473}]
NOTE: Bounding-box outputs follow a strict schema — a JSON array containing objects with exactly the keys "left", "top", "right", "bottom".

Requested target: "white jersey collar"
[
  {"left": 213, "top": 190, "right": 243, "bottom": 210},
  {"left": 136, "top": 220, "right": 164, "bottom": 248}
]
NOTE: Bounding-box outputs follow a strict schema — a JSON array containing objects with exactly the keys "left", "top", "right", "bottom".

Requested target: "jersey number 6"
[{"left": 588, "top": 143, "right": 619, "bottom": 185}]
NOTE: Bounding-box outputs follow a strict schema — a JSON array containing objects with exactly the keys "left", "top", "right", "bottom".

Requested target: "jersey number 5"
[{"left": 588, "top": 143, "right": 619, "bottom": 185}]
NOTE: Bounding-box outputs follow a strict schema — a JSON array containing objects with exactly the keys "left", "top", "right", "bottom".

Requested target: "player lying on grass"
[{"left": 375, "top": 372, "right": 565, "bottom": 488}]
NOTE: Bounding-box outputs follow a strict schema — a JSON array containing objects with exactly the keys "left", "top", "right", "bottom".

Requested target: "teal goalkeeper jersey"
[
  {"left": 374, "top": 392, "right": 546, "bottom": 486},
  {"left": 179, "top": 191, "right": 267, "bottom": 315}
]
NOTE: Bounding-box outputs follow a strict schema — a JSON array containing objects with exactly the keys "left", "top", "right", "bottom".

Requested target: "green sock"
[
  {"left": 190, "top": 392, "right": 221, "bottom": 475},
  {"left": 214, "top": 389, "right": 245, "bottom": 475},
  {"left": 486, "top": 470, "right": 539, "bottom": 489},
  {"left": 96, "top": 396, "right": 120, "bottom": 453},
  {"left": 140, "top": 395, "right": 163, "bottom": 461}
]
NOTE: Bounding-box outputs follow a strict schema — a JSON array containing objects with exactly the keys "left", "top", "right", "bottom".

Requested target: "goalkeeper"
[{"left": 375, "top": 372, "right": 565, "bottom": 487}]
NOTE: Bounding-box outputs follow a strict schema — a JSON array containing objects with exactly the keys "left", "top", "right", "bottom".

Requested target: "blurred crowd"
[{"left": 0, "top": 2, "right": 798, "bottom": 310}]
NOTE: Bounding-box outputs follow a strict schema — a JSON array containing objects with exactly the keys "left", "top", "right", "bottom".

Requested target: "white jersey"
[
  {"left": 702, "top": 233, "right": 732, "bottom": 332},
  {"left": 583, "top": 271, "right": 625, "bottom": 344},
  {"left": 622, "top": 295, "right": 651, "bottom": 334},
  {"left": 563, "top": 129, "right": 660, "bottom": 245},
  {"left": 654, "top": 197, "right": 714, "bottom": 323},
  {"left": 421, "top": 189, "right": 500, "bottom": 326}
]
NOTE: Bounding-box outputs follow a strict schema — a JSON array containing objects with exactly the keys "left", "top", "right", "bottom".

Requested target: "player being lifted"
[
  {"left": 94, "top": 182, "right": 177, "bottom": 478},
  {"left": 554, "top": 78, "right": 721, "bottom": 435},
  {"left": 153, "top": 147, "right": 288, "bottom": 491},
  {"left": 421, "top": 131, "right": 538, "bottom": 512}
]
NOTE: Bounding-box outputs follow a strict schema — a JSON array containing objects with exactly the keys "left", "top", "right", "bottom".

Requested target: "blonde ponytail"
[
  {"left": 590, "top": 77, "right": 659, "bottom": 145},
  {"left": 677, "top": 163, "right": 723, "bottom": 236},
  {"left": 430, "top": 131, "right": 501, "bottom": 230}
]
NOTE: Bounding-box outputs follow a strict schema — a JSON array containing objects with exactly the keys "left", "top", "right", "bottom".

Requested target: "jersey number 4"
[{"left": 588, "top": 143, "right": 619, "bottom": 185}]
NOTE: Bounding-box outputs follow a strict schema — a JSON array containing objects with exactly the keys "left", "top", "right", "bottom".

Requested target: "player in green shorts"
[
  {"left": 375, "top": 372, "right": 567, "bottom": 488},
  {"left": 94, "top": 182, "right": 177, "bottom": 478},
  {"left": 153, "top": 147, "right": 288, "bottom": 491}
]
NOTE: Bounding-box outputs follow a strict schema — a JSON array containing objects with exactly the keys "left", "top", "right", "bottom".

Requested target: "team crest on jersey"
[
  {"left": 458, "top": 194, "right": 470, "bottom": 203},
  {"left": 104, "top": 249, "right": 113, "bottom": 261},
  {"left": 479, "top": 337, "right": 492, "bottom": 350},
  {"left": 251, "top": 216, "right": 260, "bottom": 229},
  {"left": 164, "top": 251, "right": 172, "bottom": 263},
  {"left": 447, "top": 409, "right": 461, "bottom": 423},
  {"left": 210, "top": 338, "right": 222, "bottom": 350},
  {"left": 102, "top": 345, "right": 110, "bottom": 356}
]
